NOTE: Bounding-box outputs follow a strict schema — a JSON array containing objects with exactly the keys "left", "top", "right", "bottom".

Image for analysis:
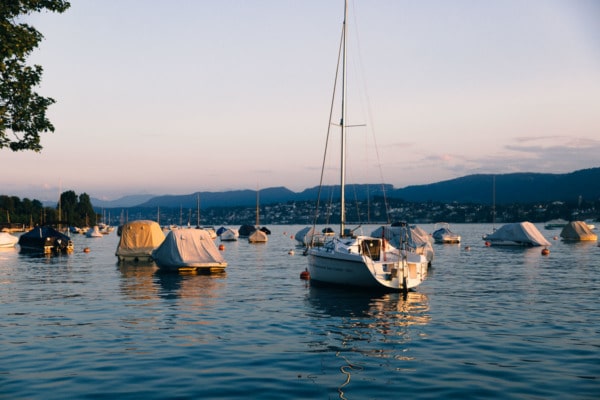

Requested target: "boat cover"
[
  {"left": 248, "top": 229, "right": 268, "bottom": 243},
  {"left": 485, "top": 222, "right": 550, "bottom": 246},
  {"left": 295, "top": 226, "right": 317, "bottom": 245},
  {"left": 220, "top": 228, "right": 239, "bottom": 241},
  {"left": 152, "top": 228, "right": 226, "bottom": 268},
  {"left": 18, "top": 226, "right": 73, "bottom": 251},
  {"left": 560, "top": 221, "right": 597, "bottom": 241},
  {"left": 238, "top": 224, "right": 256, "bottom": 237},
  {"left": 115, "top": 220, "right": 165, "bottom": 257},
  {"left": 371, "top": 224, "right": 434, "bottom": 263}
]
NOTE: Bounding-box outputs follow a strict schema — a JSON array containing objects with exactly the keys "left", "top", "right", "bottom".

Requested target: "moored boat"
[
  {"left": 115, "top": 220, "right": 165, "bottom": 262},
  {"left": 86, "top": 225, "right": 103, "bottom": 238},
  {"left": 152, "top": 228, "right": 227, "bottom": 273},
  {"left": 295, "top": 226, "right": 326, "bottom": 247},
  {"left": 248, "top": 229, "right": 268, "bottom": 243},
  {"left": 0, "top": 231, "right": 19, "bottom": 248},
  {"left": 432, "top": 222, "right": 461, "bottom": 244},
  {"left": 559, "top": 221, "right": 597, "bottom": 241},
  {"left": 18, "top": 226, "right": 74, "bottom": 254},
  {"left": 306, "top": 1, "right": 428, "bottom": 292},
  {"left": 483, "top": 222, "right": 550, "bottom": 247},
  {"left": 220, "top": 228, "right": 239, "bottom": 241}
]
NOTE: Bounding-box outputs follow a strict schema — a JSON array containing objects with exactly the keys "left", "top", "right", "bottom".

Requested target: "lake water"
[{"left": 1, "top": 223, "right": 598, "bottom": 399}]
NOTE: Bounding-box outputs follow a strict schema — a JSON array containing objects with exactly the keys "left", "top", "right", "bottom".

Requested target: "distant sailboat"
[
  {"left": 306, "top": 0, "right": 428, "bottom": 291},
  {"left": 248, "top": 187, "right": 268, "bottom": 243}
]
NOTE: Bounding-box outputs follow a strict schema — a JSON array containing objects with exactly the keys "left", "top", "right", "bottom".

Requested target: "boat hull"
[
  {"left": 158, "top": 263, "right": 227, "bottom": 274},
  {"left": 307, "top": 237, "right": 428, "bottom": 291}
]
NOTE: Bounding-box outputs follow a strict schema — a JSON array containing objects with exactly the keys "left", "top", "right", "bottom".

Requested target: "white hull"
[
  {"left": 0, "top": 232, "right": 19, "bottom": 248},
  {"left": 307, "top": 236, "right": 428, "bottom": 291},
  {"left": 433, "top": 234, "right": 461, "bottom": 244},
  {"left": 432, "top": 223, "right": 461, "bottom": 244}
]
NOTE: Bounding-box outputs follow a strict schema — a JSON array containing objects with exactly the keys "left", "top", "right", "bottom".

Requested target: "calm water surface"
[{"left": 1, "top": 224, "right": 598, "bottom": 399}]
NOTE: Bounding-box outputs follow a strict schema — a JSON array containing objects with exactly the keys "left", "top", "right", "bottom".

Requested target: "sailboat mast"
[
  {"left": 255, "top": 188, "right": 260, "bottom": 226},
  {"left": 340, "top": 0, "right": 348, "bottom": 237},
  {"left": 197, "top": 194, "right": 200, "bottom": 227}
]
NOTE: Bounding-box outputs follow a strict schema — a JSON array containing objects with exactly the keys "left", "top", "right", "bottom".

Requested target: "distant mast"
[
  {"left": 255, "top": 187, "right": 260, "bottom": 226},
  {"left": 197, "top": 194, "right": 200, "bottom": 227}
]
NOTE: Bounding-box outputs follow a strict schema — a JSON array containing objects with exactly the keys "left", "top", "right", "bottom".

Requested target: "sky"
[{"left": 2, "top": 0, "right": 599, "bottom": 202}]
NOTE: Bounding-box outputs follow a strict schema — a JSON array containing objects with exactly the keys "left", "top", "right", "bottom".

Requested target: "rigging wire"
[{"left": 310, "top": 17, "right": 345, "bottom": 239}]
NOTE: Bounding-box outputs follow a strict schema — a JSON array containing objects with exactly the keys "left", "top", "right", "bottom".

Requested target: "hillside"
[{"left": 92, "top": 167, "right": 600, "bottom": 209}]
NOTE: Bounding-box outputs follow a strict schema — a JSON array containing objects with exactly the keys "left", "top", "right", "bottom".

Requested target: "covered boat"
[
  {"left": 86, "top": 225, "right": 103, "bottom": 238},
  {"left": 483, "top": 222, "right": 550, "bottom": 246},
  {"left": 152, "top": 228, "right": 227, "bottom": 273},
  {"left": 559, "top": 221, "right": 597, "bottom": 241},
  {"left": 294, "top": 226, "right": 328, "bottom": 247},
  {"left": 18, "top": 226, "right": 74, "bottom": 254},
  {"left": 220, "top": 228, "right": 239, "bottom": 241},
  {"left": 238, "top": 224, "right": 256, "bottom": 237},
  {"left": 0, "top": 231, "right": 19, "bottom": 248},
  {"left": 371, "top": 222, "right": 434, "bottom": 266},
  {"left": 432, "top": 222, "right": 461, "bottom": 244},
  {"left": 115, "top": 220, "right": 165, "bottom": 262},
  {"left": 248, "top": 229, "right": 268, "bottom": 243}
]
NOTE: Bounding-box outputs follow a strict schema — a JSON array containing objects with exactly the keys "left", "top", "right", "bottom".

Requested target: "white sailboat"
[{"left": 306, "top": 1, "right": 428, "bottom": 292}]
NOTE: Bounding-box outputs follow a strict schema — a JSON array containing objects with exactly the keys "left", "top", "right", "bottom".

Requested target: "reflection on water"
[
  {"left": 117, "top": 262, "right": 227, "bottom": 305},
  {"left": 117, "top": 261, "right": 159, "bottom": 300},
  {"left": 307, "top": 285, "right": 430, "bottom": 325},
  {"left": 155, "top": 271, "right": 226, "bottom": 302},
  {"left": 306, "top": 286, "right": 430, "bottom": 398}
]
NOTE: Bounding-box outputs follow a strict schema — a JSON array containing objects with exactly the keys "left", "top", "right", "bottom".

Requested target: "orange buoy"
[
  {"left": 484, "top": 241, "right": 491, "bottom": 247},
  {"left": 300, "top": 268, "right": 310, "bottom": 280},
  {"left": 218, "top": 244, "right": 225, "bottom": 251},
  {"left": 553, "top": 236, "right": 558, "bottom": 240},
  {"left": 541, "top": 248, "right": 550, "bottom": 256},
  {"left": 288, "top": 249, "right": 295, "bottom": 255},
  {"left": 83, "top": 247, "right": 90, "bottom": 253}
]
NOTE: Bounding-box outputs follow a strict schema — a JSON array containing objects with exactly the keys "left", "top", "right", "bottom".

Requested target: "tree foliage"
[
  {"left": 1, "top": 190, "right": 98, "bottom": 228},
  {"left": 0, "top": 0, "right": 70, "bottom": 151}
]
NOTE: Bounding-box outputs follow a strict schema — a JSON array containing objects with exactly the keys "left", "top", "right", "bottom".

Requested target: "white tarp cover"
[
  {"left": 370, "top": 224, "right": 434, "bottom": 263},
  {"left": 116, "top": 220, "right": 165, "bottom": 257},
  {"left": 152, "top": 228, "right": 226, "bottom": 269},
  {"left": 295, "top": 226, "right": 318, "bottom": 245},
  {"left": 560, "top": 221, "right": 597, "bottom": 241},
  {"left": 485, "top": 222, "right": 551, "bottom": 246}
]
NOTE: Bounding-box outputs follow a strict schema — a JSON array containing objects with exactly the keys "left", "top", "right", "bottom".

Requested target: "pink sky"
[{"left": 2, "top": 0, "right": 599, "bottom": 201}]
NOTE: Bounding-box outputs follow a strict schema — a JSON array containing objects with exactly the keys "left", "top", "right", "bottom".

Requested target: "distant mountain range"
[{"left": 91, "top": 167, "right": 600, "bottom": 209}]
